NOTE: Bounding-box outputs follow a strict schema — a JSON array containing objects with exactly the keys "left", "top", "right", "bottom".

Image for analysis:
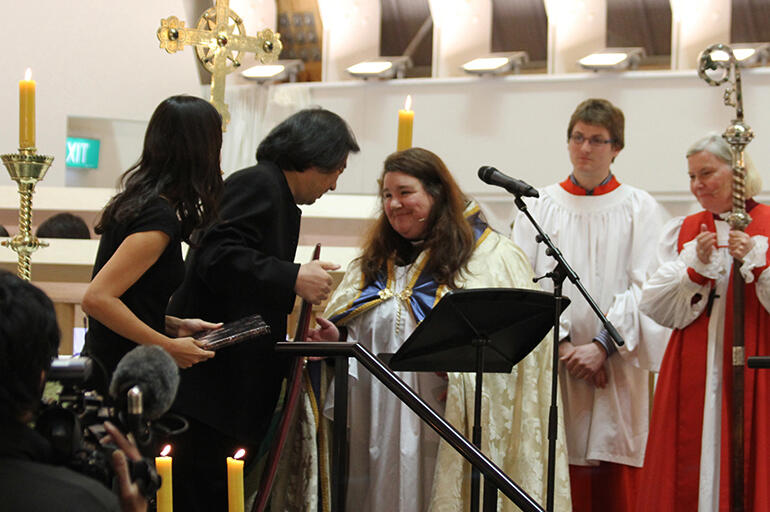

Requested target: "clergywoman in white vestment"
[{"left": 309, "top": 148, "right": 571, "bottom": 512}]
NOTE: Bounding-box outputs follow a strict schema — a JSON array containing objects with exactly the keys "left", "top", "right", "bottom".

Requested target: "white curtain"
[{"left": 202, "top": 83, "right": 312, "bottom": 176}]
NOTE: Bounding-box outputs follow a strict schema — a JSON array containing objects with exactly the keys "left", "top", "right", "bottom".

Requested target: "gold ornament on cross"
[{"left": 157, "top": 0, "right": 282, "bottom": 130}]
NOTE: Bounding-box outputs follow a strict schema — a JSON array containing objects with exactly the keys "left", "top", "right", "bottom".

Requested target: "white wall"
[
  {"left": 291, "top": 68, "right": 770, "bottom": 198},
  {"left": 544, "top": 0, "right": 607, "bottom": 74},
  {"left": 0, "top": 0, "right": 201, "bottom": 186},
  {"left": 318, "top": 0, "right": 381, "bottom": 82},
  {"left": 65, "top": 117, "right": 147, "bottom": 188},
  {"left": 428, "top": 0, "right": 492, "bottom": 78},
  {"left": 2, "top": 1, "right": 768, "bottom": 208}
]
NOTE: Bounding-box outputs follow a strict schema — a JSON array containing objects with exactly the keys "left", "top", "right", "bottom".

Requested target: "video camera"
[{"left": 36, "top": 346, "right": 182, "bottom": 500}]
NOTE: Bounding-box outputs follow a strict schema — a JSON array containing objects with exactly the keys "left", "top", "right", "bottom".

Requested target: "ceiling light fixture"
[
  {"left": 578, "top": 47, "right": 646, "bottom": 71},
  {"left": 710, "top": 42, "right": 770, "bottom": 67},
  {"left": 241, "top": 59, "right": 305, "bottom": 83},
  {"left": 462, "top": 52, "right": 529, "bottom": 76},
  {"left": 346, "top": 56, "right": 412, "bottom": 80}
]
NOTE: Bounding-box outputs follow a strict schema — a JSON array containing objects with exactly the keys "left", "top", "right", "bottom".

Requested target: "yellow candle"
[
  {"left": 397, "top": 95, "right": 414, "bottom": 151},
  {"left": 227, "top": 453, "right": 245, "bottom": 512},
  {"left": 155, "top": 453, "right": 173, "bottom": 512},
  {"left": 19, "top": 68, "right": 35, "bottom": 148}
]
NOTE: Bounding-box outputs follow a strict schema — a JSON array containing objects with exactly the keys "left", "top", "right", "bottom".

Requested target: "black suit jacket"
[{"left": 168, "top": 161, "right": 300, "bottom": 444}]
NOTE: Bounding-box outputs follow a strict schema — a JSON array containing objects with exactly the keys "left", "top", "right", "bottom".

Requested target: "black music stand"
[{"left": 386, "top": 288, "right": 569, "bottom": 512}]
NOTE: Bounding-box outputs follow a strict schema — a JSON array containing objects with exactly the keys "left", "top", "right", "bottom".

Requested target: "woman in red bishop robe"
[{"left": 637, "top": 133, "right": 770, "bottom": 511}]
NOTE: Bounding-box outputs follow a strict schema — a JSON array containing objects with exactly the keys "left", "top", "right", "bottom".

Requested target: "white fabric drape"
[{"left": 201, "top": 83, "right": 312, "bottom": 175}]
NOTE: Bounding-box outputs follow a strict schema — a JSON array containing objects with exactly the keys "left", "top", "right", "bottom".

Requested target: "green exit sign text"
[{"left": 66, "top": 137, "right": 100, "bottom": 168}]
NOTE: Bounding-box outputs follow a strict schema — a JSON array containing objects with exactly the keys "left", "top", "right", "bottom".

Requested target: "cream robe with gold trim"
[
  {"left": 323, "top": 228, "right": 571, "bottom": 511},
  {"left": 427, "top": 230, "right": 572, "bottom": 512}
]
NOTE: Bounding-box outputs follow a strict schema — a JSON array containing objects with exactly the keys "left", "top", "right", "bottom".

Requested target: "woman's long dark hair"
[
  {"left": 95, "top": 95, "right": 224, "bottom": 242},
  {"left": 359, "top": 148, "right": 474, "bottom": 288}
]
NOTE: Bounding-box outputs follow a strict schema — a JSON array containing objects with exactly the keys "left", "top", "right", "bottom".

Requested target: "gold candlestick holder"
[{"left": 1, "top": 146, "right": 53, "bottom": 280}]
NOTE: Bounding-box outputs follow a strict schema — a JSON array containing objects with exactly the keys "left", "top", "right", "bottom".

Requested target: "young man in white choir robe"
[{"left": 511, "top": 98, "right": 669, "bottom": 512}]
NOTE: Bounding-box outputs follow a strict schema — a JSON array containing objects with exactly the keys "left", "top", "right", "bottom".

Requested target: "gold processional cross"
[{"left": 157, "top": 0, "right": 283, "bottom": 130}]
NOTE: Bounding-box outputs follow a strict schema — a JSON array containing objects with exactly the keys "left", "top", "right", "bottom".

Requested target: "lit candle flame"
[
  {"left": 404, "top": 95, "right": 412, "bottom": 111},
  {"left": 24, "top": 68, "right": 32, "bottom": 81},
  {"left": 160, "top": 444, "right": 172, "bottom": 457},
  {"left": 233, "top": 448, "right": 246, "bottom": 460}
]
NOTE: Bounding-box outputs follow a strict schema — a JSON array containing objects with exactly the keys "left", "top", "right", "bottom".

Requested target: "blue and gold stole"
[{"left": 328, "top": 202, "right": 492, "bottom": 326}]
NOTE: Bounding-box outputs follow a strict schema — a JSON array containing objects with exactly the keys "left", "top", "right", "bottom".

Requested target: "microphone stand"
[{"left": 513, "top": 195, "right": 624, "bottom": 512}]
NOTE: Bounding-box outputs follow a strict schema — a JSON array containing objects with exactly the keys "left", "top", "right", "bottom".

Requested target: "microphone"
[
  {"left": 125, "top": 385, "right": 147, "bottom": 446},
  {"left": 109, "top": 346, "right": 180, "bottom": 446},
  {"left": 478, "top": 166, "right": 539, "bottom": 198}
]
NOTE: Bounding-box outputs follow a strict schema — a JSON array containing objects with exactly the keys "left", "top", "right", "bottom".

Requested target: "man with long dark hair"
[{"left": 168, "top": 107, "right": 360, "bottom": 511}]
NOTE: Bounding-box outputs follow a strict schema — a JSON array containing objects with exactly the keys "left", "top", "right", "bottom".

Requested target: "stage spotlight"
[
  {"left": 578, "top": 47, "right": 646, "bottom": 71},
  {"left": 710, "top": 43, "right": 770, "bottom": 67},
  {"left": 462, "top": 52, "right": 529, "bottom": 76},
  {"left": 346, "top": 56, "right": 412, "bottom": 80},
  {"left": 241, "top": 60, "right": 305, "bottom": 83}
]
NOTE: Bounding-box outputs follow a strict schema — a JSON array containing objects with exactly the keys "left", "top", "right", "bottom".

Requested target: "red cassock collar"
[{"left": 559, "top": 174, "right": 621, "bottom": 196}]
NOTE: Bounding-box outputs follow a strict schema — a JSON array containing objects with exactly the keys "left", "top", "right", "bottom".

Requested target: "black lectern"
[{"left": 387, "top": 287, "right": 569, "bottom": 512}]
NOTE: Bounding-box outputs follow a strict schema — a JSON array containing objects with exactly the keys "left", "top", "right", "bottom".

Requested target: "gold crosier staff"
[{"left": 697, "top": 43, "right": 754, "bottom": 512}]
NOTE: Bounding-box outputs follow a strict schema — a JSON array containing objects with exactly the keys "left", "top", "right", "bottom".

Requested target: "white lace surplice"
[{"left": 511, "top": 183, "right": 670, "bottom": 468}]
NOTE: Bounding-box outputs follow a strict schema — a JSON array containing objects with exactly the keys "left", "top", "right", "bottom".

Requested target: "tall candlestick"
[
  {"left": 397, "top": 95, "right": 414, "bottom": 151},
  {"left": 227, "top": 451, "right": 245, "bottom": 512},
  {"left": 155, "top": 445, "right": 173, "bottom": 512},
  {"left": 19, "top": 68, "right": 35, "bottom": 149}
]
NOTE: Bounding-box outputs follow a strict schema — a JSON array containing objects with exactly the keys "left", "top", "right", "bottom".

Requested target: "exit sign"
[{"left": 65, "top": 137, "right": 100, "bottom": 168}]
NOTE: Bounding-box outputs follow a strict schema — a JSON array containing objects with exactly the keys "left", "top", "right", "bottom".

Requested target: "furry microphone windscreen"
[{"left": 109, "top": 345, "right": 180, "bottom": 420}]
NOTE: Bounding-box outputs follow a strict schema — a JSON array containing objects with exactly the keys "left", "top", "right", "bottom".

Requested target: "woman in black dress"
[{"left": 82, "top": 95, "right": 224, "bottom": 386}]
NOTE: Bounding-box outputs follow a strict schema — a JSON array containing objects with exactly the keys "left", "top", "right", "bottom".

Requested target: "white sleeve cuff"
[
  {"left": 739, "top": 235, "right": 768, "bottom": 284},
  {"left": 640, "top": 259, "right": 710, "bottom": 329},
  {"left": 681, "top": 239, "right": 729, "bottom": 280}
]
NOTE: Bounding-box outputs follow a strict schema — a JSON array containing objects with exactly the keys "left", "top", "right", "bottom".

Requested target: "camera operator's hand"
[{"left": 103, "top": 421, "right": 148, "bottom": 512}]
